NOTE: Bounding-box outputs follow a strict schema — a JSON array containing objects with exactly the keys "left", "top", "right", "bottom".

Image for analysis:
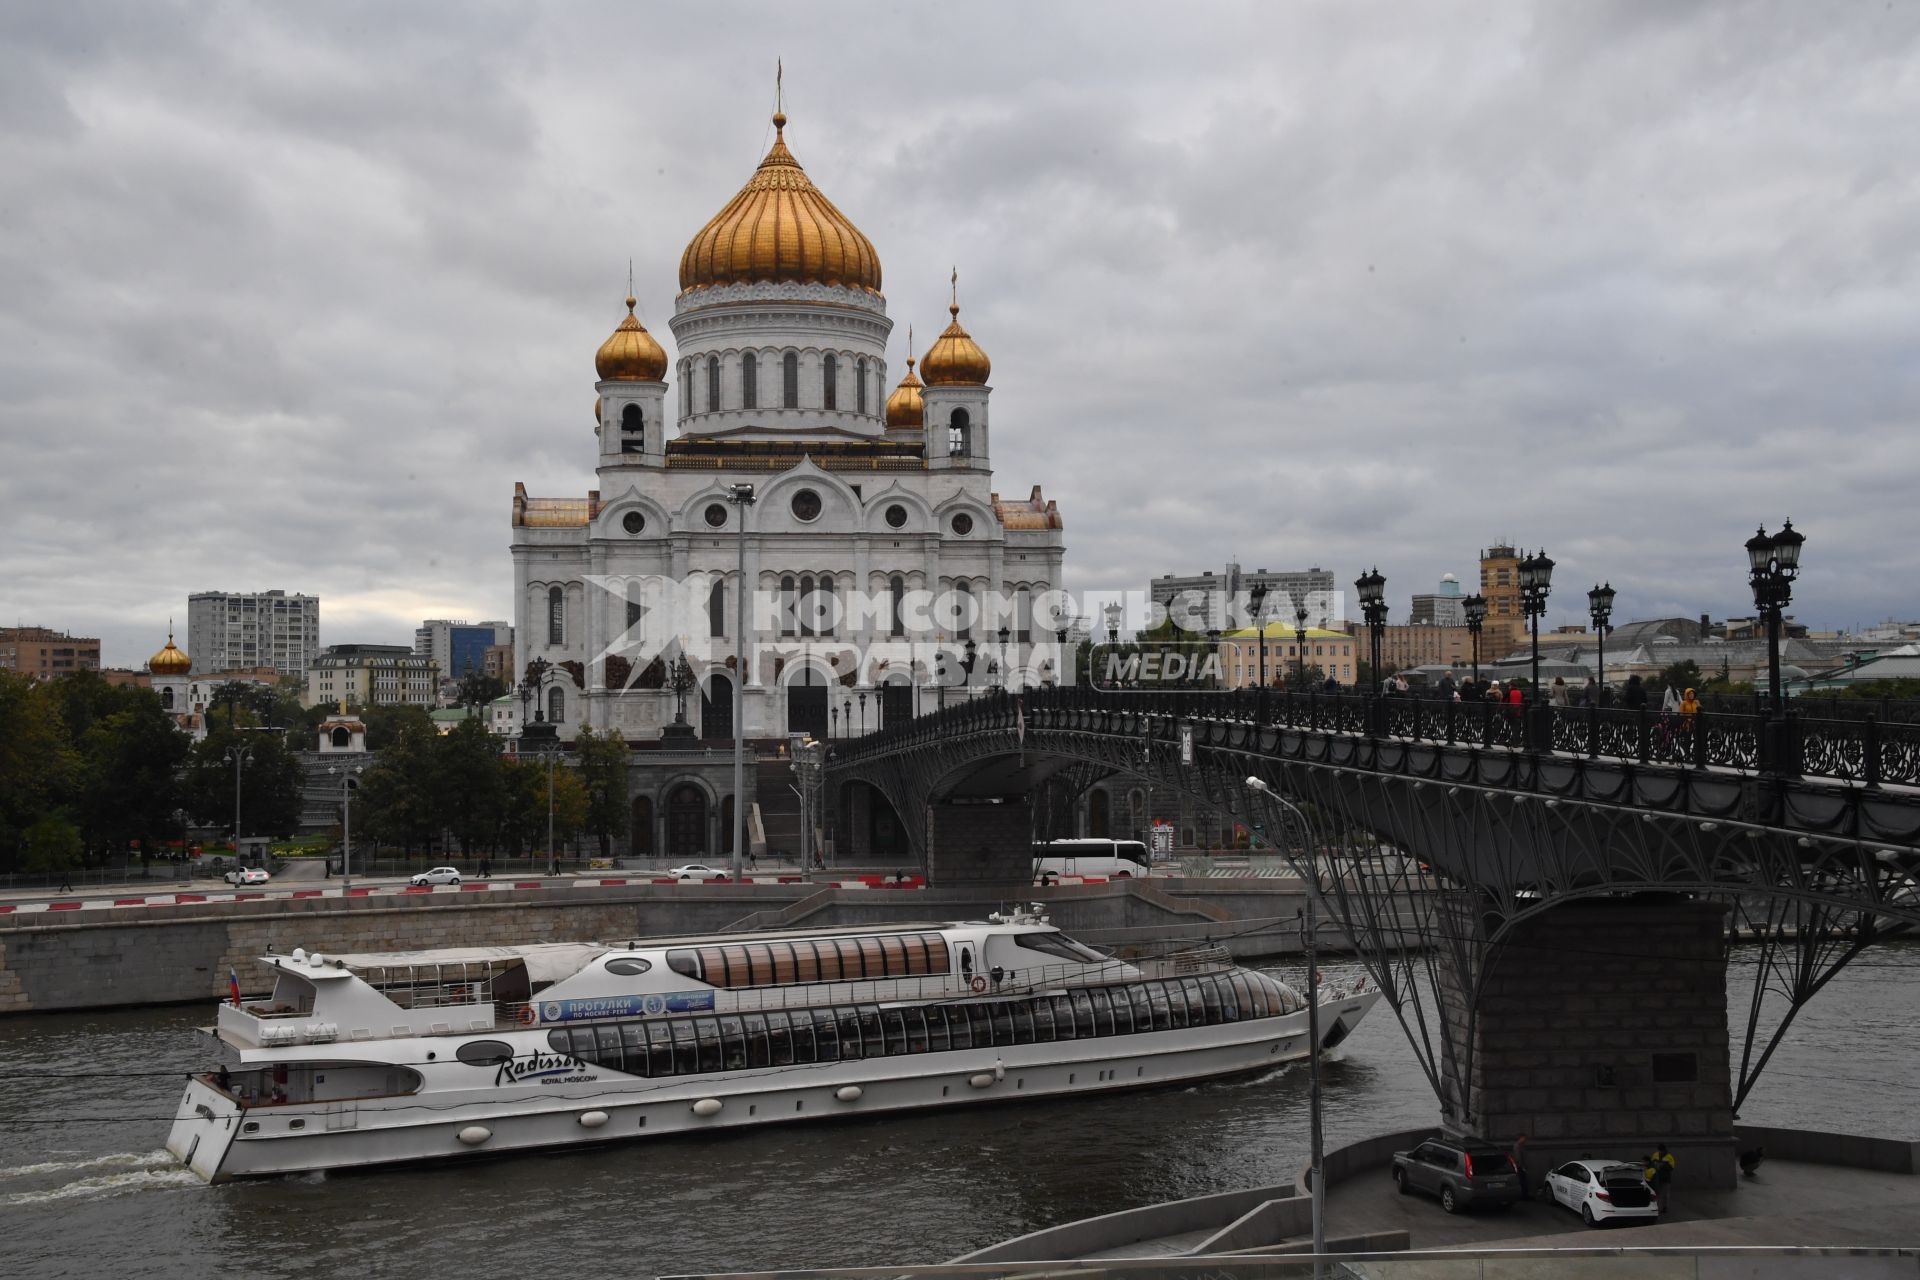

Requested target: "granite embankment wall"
[{"left": 0, "top": 878, "right": 1383, "bottom": 1014}]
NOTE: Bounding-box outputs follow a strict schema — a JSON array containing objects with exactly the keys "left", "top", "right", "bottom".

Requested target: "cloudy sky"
[{"left": 4, "top": 1, "right": 1917, "bottom": 667}]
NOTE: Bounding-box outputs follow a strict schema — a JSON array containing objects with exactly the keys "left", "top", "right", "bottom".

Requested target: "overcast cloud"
[{"left": 3, "top": 0, "right": 1917, "bottom": 666}]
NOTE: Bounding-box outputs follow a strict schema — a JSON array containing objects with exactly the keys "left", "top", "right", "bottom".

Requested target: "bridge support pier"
[
  {"left": 1449, "top": 895, "right": 1737, "bottom": 1190},
  {"left": 925, "top": 797, "right": 1032, "bottom": 888}
]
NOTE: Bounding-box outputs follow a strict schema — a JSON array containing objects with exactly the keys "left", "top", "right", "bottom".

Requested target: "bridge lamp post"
[
  {"left": 1587, "top": 582, "right": 1615, "bottom": 700},
  {"left": 1747, "top": 521, "right": 1805, "bottom": 774},
  {"left": 1206, "top": 628, "right": 1222, "bottom": 689},
  {"left": 1463, "top": 594, "right": 1487, "bottom": 685},
  {"left": 1248, "top": 583, "right": 1270, "bottom": 721},
  {"left": 997, "top": 625, "right": 1011, "bottom": 693},
  {"left": 1355, "top": 568, "right": 1387, "bottom": 734},
  {"left": 1519, "top": 550, "right": 1555, "bottom": 750},
  {"left": 725, "top": 482, "right": 756, "bottom": 881},
  {"left": 1294, "top": 601, "right": 1310, "bottom": 695},
  {"left": 224, "top": 744, "right": 252, "bottom": 862}
]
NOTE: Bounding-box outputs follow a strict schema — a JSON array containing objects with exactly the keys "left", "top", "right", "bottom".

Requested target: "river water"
[{"left": 2, "top": 944, "right": 1915, "bottom": 1278}]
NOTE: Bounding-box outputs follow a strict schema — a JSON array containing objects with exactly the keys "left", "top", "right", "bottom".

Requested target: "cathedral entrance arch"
[
  {"left": 701, "top": 673, "right": 733, "bottom": 740},
  {"left": 880, "top": 680, "right": 913, "bottom": 729},
  {"left": 667, "top": 785, "right": 707, "bottom": 859},
  {"left": 630, "top": 795, "right": 654, "bottom": 858},
  {"left": 1088, "top": 789, "right": 1111, "bottom": 838},
  {"left": 788, "top": 667, "right": 829, "bottom": 741}
]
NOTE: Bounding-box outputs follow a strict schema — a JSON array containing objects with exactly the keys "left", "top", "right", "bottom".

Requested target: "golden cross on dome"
[{"left": 777, "top": 58, "right": 783, "bottom": 114}]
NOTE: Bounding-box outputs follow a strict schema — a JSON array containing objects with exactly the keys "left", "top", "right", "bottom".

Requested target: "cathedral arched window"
[
  {"left": 953, "top": 580, "right": 974, "bottom": 640},
  {"left": 890, "top": 575, "right": 906, "bottom": 638},
  {"left": 709, "top": 579, "right": 726, "bottom": 638},
  {"left": 823, "top": 353, "right": 838, "bottom": 410},
  {"left": 548, "top": 586, "right": 564, "bottom": 646},
  {"left": 856, "top": 357, "right": 868, "bottom": 415},
  {"left": 782, "top": 351, "right": 799, "bottom": 408},
  {"left": 948, "top": 408, "right": 971, "bottom": 457},
  {"left": 798, "top": 574, "right": 815, "bottom": 637},
  {"left": 707, "top": 356, "right": 721, "bottom": 413},
  {"left": 680, "top": 362, "right": 691, "bottom": 417},
  {"left": 626, "top": 580, "right": 643, "bottom": 635},
  {"left": 816, "top": 574, "right": 835, "bottom": 636},
  {"left": 780, "top": 575, "right": 797, "bottom": 638},
  {"left": 742, "top": 352, "right": 757, "bottom": 410},
  {"left": 161, "top": 686, "right": 174, "bottom": 710},
  {"left": 547, "top": 685, "right": 565, "bottom": 724},
  {"left": 621, "top": 403, "right": 643, "bottom": 434}
]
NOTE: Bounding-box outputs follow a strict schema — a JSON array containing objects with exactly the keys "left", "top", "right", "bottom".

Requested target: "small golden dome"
[
  {"left": 595, "top": 296, "right": 668, "bottom": 382},
  {"left": 920, "top": 301, "right": 991, "bottom": 386},
  {"left": 148, "top": 626, "right": 190, "bottom": 677},
  {"left": 885, "top": 346, "right": 925, "bottom": 430},
  {"left": 679, "top": 111, "right": 882, "bottom": 295}
]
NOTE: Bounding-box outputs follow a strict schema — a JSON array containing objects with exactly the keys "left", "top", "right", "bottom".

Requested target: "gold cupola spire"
[
  {"left": 885, "top": 324, "right": 925, "bottom": 430},
  {"left": 919, "top": 268, "right": 991, "bottom": 386},
  {"left": 678, "top": 94, "right": 882, "bottom": 295},
  {"left": 595, "top": 293, "right": 668, "bottom": 382},
  {"left": 148, "top": 621, "right": 191, "bottom": 677}
]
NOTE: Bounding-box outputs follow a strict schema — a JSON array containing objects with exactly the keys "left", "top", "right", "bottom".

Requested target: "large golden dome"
[
  {"left": 678, "top": 111, "right": 882, "bottom": 295},
  {"left": 148, "top": 626, "right": 190, "bottom": 677},
  {"left": 920, "top": 300, "right": 991, "bottom": 386},
  {"left": 595, "top": 296, "right": 669, "bottom": 381},
  {"left": 884, "top": 340, "right": 925, "bottom": 430}
]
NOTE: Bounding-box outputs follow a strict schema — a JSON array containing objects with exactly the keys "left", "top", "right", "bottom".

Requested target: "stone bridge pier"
[
  {"left": 925, "top": 796, "right": 1034, "bottom": 887},
  {"left": 1447, "top": 895, "right": 1737, "bottom": 1190}
]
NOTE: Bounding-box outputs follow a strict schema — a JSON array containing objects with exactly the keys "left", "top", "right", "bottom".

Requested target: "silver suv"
[{"left": 1391, "top": 1137, "right": 1524, "bottom": 1213}]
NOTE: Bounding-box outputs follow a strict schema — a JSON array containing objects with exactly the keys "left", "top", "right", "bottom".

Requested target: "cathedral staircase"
[{"left": 756, "top": 755, "right": 807, "bottom": 860}]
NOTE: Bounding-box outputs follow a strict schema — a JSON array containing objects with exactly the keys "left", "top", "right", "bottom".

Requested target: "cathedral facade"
[{"left": 509, "top": 106, "right": 1066, "bottom": 855}]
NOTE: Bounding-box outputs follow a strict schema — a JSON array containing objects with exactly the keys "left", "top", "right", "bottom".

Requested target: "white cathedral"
[{"left": 510, "top": 103, "right": 1067, "bottom": 776}]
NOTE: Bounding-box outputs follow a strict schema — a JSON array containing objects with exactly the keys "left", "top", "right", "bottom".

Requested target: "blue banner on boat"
[{"left": 538, "top": 991, "right": 716, "bottom": 1022}]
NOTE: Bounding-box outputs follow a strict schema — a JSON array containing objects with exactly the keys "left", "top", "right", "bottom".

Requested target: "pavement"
[{"left": 1326, "top": 1157, "right": 1920, "bottom": 1251}]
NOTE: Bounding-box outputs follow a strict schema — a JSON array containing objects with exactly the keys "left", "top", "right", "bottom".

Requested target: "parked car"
[
  {"left": 1544, "top": 1159, "right": 1659, "bottom": 1226},
  {"left": 409, "top": 867, "right": 462, "bottom": 886},
  {"left": 224, "top": 867, "right": 271, "bottom": 886},
  {"left": 1391, "top": 1137, "right": 1524, "bottom": 1213},
  {"left": 668, "top": 863, "right": 725, "bottom": 879}
]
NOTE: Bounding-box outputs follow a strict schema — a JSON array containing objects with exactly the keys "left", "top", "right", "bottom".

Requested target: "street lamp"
[
  {"left": 1205, "top": 628, "right": 1222, "bottom": 689},
  {"left": 726, "top": 482, "right": 756, "bottom": 881},
  {"left": 1587, "top": 582, "right": 1616, "bottom": 702},
  {"left": 1294, "top": 601, "right": 1310, "bottom": 695},
  {"left": 1248, "top": 582, "right": 1270, "bottom": 720},
  {"left": 1747, "top": 522, "right": 1805, "bottom": 763},
  {"left": 997, "top": 625, "right": 1011, "bottom": 693},
  {"left": 1519, "top": 549, "right": 1555, "bottom": 750},
  {"left": 329, "top": 762, "right": 363, "bottom": 893},
  {"left": 961, "top": 639, "right": 979, "bottom": 694},
  {"left": 1463, "top": 594, "right": 1487, "bottom": 686},
  {"left": 224, "top": 744, "right": 252, "bottom": 862},
  {"left": 857, "top": 690, "right": 867, "bottom": 735},
  {"left": 1355, "top": 568, "right": 1388, "bottom": 732}
]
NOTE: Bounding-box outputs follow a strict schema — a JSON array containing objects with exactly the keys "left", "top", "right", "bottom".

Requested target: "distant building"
[
  {"left": 1373, "top": 623, "right": 1476, "bottom": 673},
  {"left": 1219, "top": 624, "right": 1357, "bottom": 687},
  {"left": 187, "top": 590, "right": 320, "bottom": 677},
  {"left": 1409, "top": 573, "right": 1467, "bottom": 627},
  {"left": 304, "top": 644, "right": 438, "bottom": 709},
  {"left": 0, "top": 627, "right": 102, "bottom": 680},
  {"left": 482, "top": 642, "right": 516, "bottom": 683},
  {"left": 1150, "top": 562, "right": 1337, "bottom": 632},
  {"left": 414, "top": 619, "right": 513, "bottom": 682},
  {"left": 1477, "top": 543, "right": 1528, "bottom": 651}
]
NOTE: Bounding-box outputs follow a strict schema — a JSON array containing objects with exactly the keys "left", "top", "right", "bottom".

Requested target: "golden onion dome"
[
  {"left": 148, "top": 626, "right": 190, "bottom": 677},
  {"left": 595, "top": 296, "right": 669, "bottom": 382},
  {"left": 678, "top": 111, "right": 882, "bottom": 295},
  {"left": 885, "top": 345, "right": 925, "bottom": 430},
  {"left": 920, "top": 299, "right": 991, "bottom": 386}
]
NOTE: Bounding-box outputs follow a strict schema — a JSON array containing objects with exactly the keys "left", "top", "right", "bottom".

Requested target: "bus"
[{"left": 1031, "top": 838, "right": 1152, "bottom": 883}]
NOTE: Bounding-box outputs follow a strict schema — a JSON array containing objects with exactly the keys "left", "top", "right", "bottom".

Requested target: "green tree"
[
  {"left": 78, "top": 694, "right": 189, "bottom": 863},
  {"left": 362, "top": 703, "right": 434, "bottom": 751},
  {"left": 495, "top": 755, "right": 545, "bottom": 856},
  {"left": 183, "top": 727, "right": 305, "bottom": 841},
  {"left": 0, "top": 673, "right": 79, "bottom": 872},
  {"left": 573, "top": 725, "right": 630, "bottom": 859},
  {"left": 538, "top": 765, "right": 591, "bottom": 854},
  {"left": 356, "top": 720, "right": 438, "bottom": 855},
  {"left": 432, "top": 717, "right": 502, "bottom": 856},
  {"left": 21, "top": 814, "right": 83, "bottom": 876},
  {"left": 1653, "top": 659, "right": 1704, "bottom": 696},
  {"left": 456, "top": 671, "right": 507, "bottom": 712}
]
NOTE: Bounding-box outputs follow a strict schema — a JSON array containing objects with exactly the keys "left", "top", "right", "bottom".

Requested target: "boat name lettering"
[
  {"left": 494, "top": 1050, "right": 591, "bottom": 1087},
  {"left": 541, "top": 992, "right": 714, "bottom": 1022}
]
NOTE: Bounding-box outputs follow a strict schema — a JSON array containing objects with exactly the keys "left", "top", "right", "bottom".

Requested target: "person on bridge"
[
  {"left": 1438, "top": 671, "right": 1457, "bottom": 702},
  {"left": 1550, "top": 677, "right": 1570, "bottom": 707},
  {"left": 1678, "top": 687, "right": 1700, "bottom": 730},
  {"left": 1623, "top": 674, "right": 1648, "bottom": 709},
  {"left": 1652, "top": 1143, "right": 1676, "bottom": 1213}
]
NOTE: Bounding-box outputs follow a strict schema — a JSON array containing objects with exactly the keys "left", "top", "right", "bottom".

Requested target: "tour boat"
[{"left": 165, "top": 910, "right": 1378, "bottom": 1182}]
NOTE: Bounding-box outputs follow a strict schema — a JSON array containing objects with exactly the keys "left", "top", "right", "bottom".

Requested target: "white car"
[
  {"left": 668, "top": 863, "right": 726, "bottom": 880},
  {"left": 1545, "top": 1159, "right": 1659, "bottom": 1226},
  {"left": 224, "top": 867, "right": 271, "bottom": 886},
  {"left": 409, "top": 867, "right": 462, "bottom": 886}
]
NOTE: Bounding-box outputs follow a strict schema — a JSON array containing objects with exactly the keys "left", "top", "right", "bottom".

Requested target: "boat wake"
[
  {"left": 0, "top": 1151, "right": 198, "bottom": 1206},
  {"left": 0, "top": 1149, "right": 179, "bottom": 1180}
]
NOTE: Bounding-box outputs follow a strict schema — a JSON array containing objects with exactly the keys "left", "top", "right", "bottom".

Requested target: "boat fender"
[
  {"left": 691, "top": 1098, "right": 724, "bottom": 1117},
  {"left": 835, "top": 1085, "right": 863, "bottom": 1102},
  {"left": 969, "top": 976, "right": 987, "bottom": 993},
  {"left": 456, "top": 1125, "right": 492, "bottom": 1146},
  {"left": 993, "top": 1061, "right": 1005, "bottom": 1083},
  {"left": 517, "top": 1005, "right": 537, "bottom": 1027},
  {"left": 578, "top": 1110, "right": 610, "bottom": 1129},
  {"left": 968, "top": 1072, "right": 996, "bottom": 1089}
]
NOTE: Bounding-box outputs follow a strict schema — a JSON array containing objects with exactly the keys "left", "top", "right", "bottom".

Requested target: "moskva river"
[{"left": 2, "top": 946, "right": 1914, "bottom": 1277}]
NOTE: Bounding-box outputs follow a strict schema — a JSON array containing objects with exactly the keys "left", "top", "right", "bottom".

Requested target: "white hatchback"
[
  {"left": 1545, "top": 1159, "right": 1659, "bottom": 1226},
  {"left": 409, "top": 866, "right": 462, "bottom": 886}
]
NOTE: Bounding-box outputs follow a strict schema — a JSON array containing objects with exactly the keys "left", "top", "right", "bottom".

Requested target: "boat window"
[
  {"left": 456, "top": 1039, "right": 515, "bottom": 1067},
  {"left": 858, "top": 1007, "right": 885, "bottom": 1055},
  {"left": 947, "top": 1005, "right": 973, "bottom": 1050},
  {"left": 1009, "top": 1001, "right": 1035, "bottom": 1044},
  {"left": 671, "top": 1019, "right": 700, "bottom": 1074},
  {"left": 1227, "top": 972, "right": 1254, "bottom": 1019},
  {"left": 1165, "top": 981, "right": 1191, "bottom": 1029},
  {"left": 647, "top": 1021, "right": 676, "bottom": 1076},
  {"left": 764, "top": 1012, "right": 793, "bottom": 1066},
  {"left": 745, "top": 943, "right": 776, "bottom": 986},
  {"left": 603, "top": 957, "right": 651, "bottom": 976},
  {"left": 1147, "top": 983, "right": 1174, "bottom": 1031},
  {"left": 794, "top": 940, "right": 822, "bottom": 983},
  {"left": 1069, "top": 991, "right": 1096, "bottom": 1037},
  {"left": 988, "top": 1003, "right": 1013, "bottom": 1045},
  {"left": 924, "top": 933, "right": 952, "bottom": 974},
  {"left": 904, "top": 1007, "right": 929, "bottom": 1053},
  {"left": 878, "top": 935, "right": 908, "bottom": 976},
  {"left": 1247, "top": 974, "right": 1271, "bottom": 1018},
  {"left": 717, "top": 1016, "right": 747, "bottom": 1070},
  {"left": 770, "top": 943, "right": 797, "bottom": 985},
  {"left": 788, "top": 1009, "right": 815, "bottom": 1063},
  {"left": 548, "top": 1029, "right": 571, "bottom": 1054},
  {"left": 837, "top": 1008, "right": 865, "bottom": 1059},
  {"left": 881, "top": 1008, "right": 907, "bottom": 1056},
  {"left": 900, "top": 934, "right": 929, "bottom": 974},
  {"left": 742, "top": 1013, "right": 771, "bottom": 1068},
  {"left": 718, "top": 945, "right": 749, "bottom": 986},
  {"left": 1110, "top": 987, "right": 1134, "bottom": 1035},
  {"left": 966, "top": 1004, "right": 992, "bottom": 1047},
  {"left": 856, "top": 937, "right": 886, "bottom": 978},
  {"left": 1046, "top": 995, "right": 1074, "bottom": 1041},
  {"left": 621, "top": 1023, "right": 649, "bottom": 1076},
  {"left": 810, "top": 1008, "right": 839, "bottom": 1061},
  {"left": 834, "top": 938, "right": 864, "bottom": 980},
  {"left": 925, "top": 1006, "right": 951, "bottom": 1052},
  {"left": 696, "top": 1019, "right": 723, "bottom": 1073},
  {"left": 1181, "top": 979, "right": 1209, "bottom": 1026},
  {"left": 594, "top": 1024, "right": 622, "bottom": 1069},
  {"left": 1088, "top": 988, "right": 1115, "bottom": 1036},
  {"left": 1014, "top": 932, "right": 1106, "bottom": 963},
  {"left": 1128, "top": 983, "right": 1153, "bottom": 1032},
  {"left": 668, "top": 950, "right": 702, "bottom": 982},
  {"left": 1030, "top": 997, "right": 1055, "bottom": 1041}
]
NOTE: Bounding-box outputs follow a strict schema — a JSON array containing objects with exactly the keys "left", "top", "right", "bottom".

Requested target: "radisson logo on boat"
[{"left": 494, "top": 1050, "right": 594, "bottom": 1088}]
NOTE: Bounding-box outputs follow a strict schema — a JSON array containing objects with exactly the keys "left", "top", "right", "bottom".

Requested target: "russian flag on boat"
[{"left": 228, "top": 969, "right": 241, "bottom": 1006}]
